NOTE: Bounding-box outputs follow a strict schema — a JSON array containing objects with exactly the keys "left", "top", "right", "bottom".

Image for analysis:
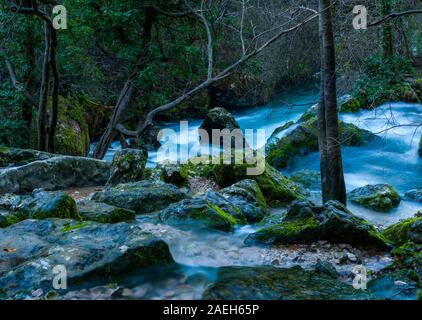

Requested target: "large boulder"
[
  {"left": 203, "top": 266, "right": 373, "bottom": 300},
  {"left": 0, "top": 190, "right": 80, "bottom": 224},
  {"left": 213, "top": 162, "right": 303, "bottom": 204},
  {"left": 199, "top": 107, "right": 240, "bottom": 135},
  {"left": 220, "top": 179, "right": 268, "bottom": 223},
  {"left": 0, "top": 219, "right": 174, "bottom": 299},
  {"left": 266, "top": 117, "right": 375, "bottom": 169},
  {"left": 107, "top": 149, "right": 148, "bottom": 186},
  {"left": 91, "top": 180, "right": 188, "bottom": 214},
  {"left": 348, "top": 184, "right": 401, "bottom": 212},
  {"left": 245, "top": 200, "right": 388, "bottom": 250},
  {"left": 405, "top": 189, "right": 422, "bottom": 202},
  {"left": 0, "top": 147, "right": 54, "bottom": 168},
  {"left": 382, "top": 217, "right": 422, "bottom": 245},
  {"left": 0, "top": 156, "right": 111, "bottom": 195},
  {"left": 77, "top": 200, "right": 135, "bottom": 223},
  {"left": 158, "top": 190, "right": 248, "bottom": 232}
]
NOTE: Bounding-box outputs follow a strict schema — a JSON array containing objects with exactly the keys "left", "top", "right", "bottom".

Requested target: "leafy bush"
[
  {"left": 0, "top": 83, "right": 28, "bottom": 148},
  {"left": 354, "top": 55, "right": 415, "bottom": 108}
]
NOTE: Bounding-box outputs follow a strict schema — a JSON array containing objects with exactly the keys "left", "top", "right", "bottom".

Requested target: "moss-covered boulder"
[
  {"left": 0, "top": 156, "right": 111, "bottom": 195},
  {"left": 289, "top": 169, "right": 321, "bottom": 190},
  {"left": 0, "top": 190, "right": 80, "bottom": 224},
  {"left": 220, "top": 179, "right": 269, "bottom": 223},
  {"left": 213, "top": 162, "right": 303, "bottom": 204},
  {"left": 77, "top": 200, "right": 135, "bottom": 223},
  {"left": 159, "top": 190, "right": 245, "bottom": 232},
  {"left": 0, "top": 219, "right": 174, "bottom": 299},
  {"left": 405, "top": 189, "right": 422, "bottom": 202},
  {"left": 0, "top": 211, "right": 8, "bottom": 228},
  {"left": 266, "top": 117, "right": 375, "bottom": 169},
  {"left": 107, "top": 148, "right": 148, "bottom": 186},
  {"left": 54, "top": 96, "right": 90, "bottom": 156},
  {"left": 199, "top": 107, "right": 240, "bottom": 135},
  {"left": 348, "top": 184, "right": 401, "bottom": 212},
  {"left": 382, "top": 217, "right": 422, "bottom": 245},
  {"left": 339, "top": 95, "right": 363, "bottom": 113},
  {"left": 0, "top": 147, "right": 54, "bottom": 168},
  {"left": 158, "top": 163, "right": 189, "bottom": 187},
  {"left": 203, "top": 266, "right": 373, "bottom": 300},
  {"left": 245, "top": 200, "right": 389, "bottom": 250},
  {"left": 91, "top": 180, "right": 188, "bottom": 214}
]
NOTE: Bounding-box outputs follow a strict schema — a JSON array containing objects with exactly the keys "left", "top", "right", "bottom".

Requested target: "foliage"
[{"left": 354, "top": 55, "right": 416, "bottom": 108}]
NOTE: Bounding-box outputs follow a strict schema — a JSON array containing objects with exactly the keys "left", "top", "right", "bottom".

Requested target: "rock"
[
  {"left": 266, "top": 117, "right": 375, "bottom": 169},
  {"left": 91, "top": 180, "right": 188, "bottom": 214},
  {"left": 107, "top": 149, "right": 148, "bottom": 186},
  {"left": 54, "top": 96, "right": 91, "bottom": 156},
  {"left": 348, "top": 184, "right": 401, "bottom": 212},
  {"left": 298, "top": 103, "right": 318, "bottom": 123},
  {"left": 220, "top": 179, "right": 268, "bottom": 223},
  {"left": 77, "top": 200, "right": 135, "bottom": 223},
  {"left": 0, "top": 190, "right": 80, "bottom": 224},
  {"left": 158, "top": 163, "right": 189, "bottom": 187},
  {"left": 202, "top": 266, "right": 373, "bottom": 300},
  {"left": 267, "top": 121, "right": 295, "bottom": 144},
  {"left": 0, "top": 147, "right": 54, "bottom": 168},
  {"left": 0, "top": 219, "right": 174, "bottom": 298},
  {"left": 0, "top": 156, "right": 111, "bottom": 195},
  {"left": 130, "top": 125, "right": 162, "bottom": 151},
  {"left": 158, "top": 190, "right": 247, "bottom": 232},
  {"left": 213, "top": 162, "right": 303, "bottom": 204},
  {"left": 382, "top": 217, "right": 422, "bottom": 244},
  {"left": 245, "top": 200, "right": 388, "bottom": 250},
  {"left": 405, "top": 189, "right": 422, "bottom": 202},
  {"left": 314, "top": 259, "right": 339, "bottom": 279},
  {"left": 199, "top": 107, "right": 240, "bottom": 132},
  {"left": 338, "top": 95, "right": 363, "bottom": 113},
  {"left": 289, "top": 170, "right": 321, "bottom": 190},
  {"left": 0, "top": 212, "right": 8, "bottom": 228}
]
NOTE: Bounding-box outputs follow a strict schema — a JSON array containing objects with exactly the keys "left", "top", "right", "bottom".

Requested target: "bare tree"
[{"left": 93, "top": 0, "right": 320, "bottom": 159}]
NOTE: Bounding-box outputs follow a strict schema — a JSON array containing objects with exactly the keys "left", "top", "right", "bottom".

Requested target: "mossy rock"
[
  {"left": 289, "top": 169, "right": 321, "bottom": 190},
  {"left": 382, "top": 217, "right": 422, "bottom": 245},
  {"left": 52, "top": 96, "right": 90, "bottom": 156},
  {"left": 348, "top": 184, "right": 401, "bottom": 212},
  {"left": 213, "top": 161, "right": 303, "bottom": 204},
  {"left": 339, "top": 95, "right": 363, "bottom": 113},
  {"left": 0, "top": 147, "right": 54, "bottom": 168},
  {"left": 158, "top": 190, "right": 245, "bottom": 232},
  {"left": 0, "top": 191, "right": 80, "bottom": 223},
  {"left": 266, "top": 117, "right": 373, "bottom": 169},
  {"left": 77, "top": 200, "right": 135, "bottom": 224},
  {"left": 246, "top": 200, "right": 389, "bottom": 250},
  {"left": 107, "top": 148, "right": 148, "bottom": 186},
  {"left": 203, "top": 266, "right": 373, "bottom": 300}
]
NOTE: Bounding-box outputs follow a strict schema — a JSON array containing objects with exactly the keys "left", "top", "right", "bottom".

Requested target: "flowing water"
[{"left": 81, "top": 90, "right": 422, "bottom": 300}]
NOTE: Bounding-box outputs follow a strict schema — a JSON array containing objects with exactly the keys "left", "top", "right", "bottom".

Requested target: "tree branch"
[{"left": 368, "top": 10, "right": 422, "bottom": 27}]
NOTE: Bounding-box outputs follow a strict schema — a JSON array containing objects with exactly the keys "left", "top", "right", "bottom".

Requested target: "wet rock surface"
[
  {"left": 349, "top": 184, "right": 401, "bottom": 212},
  {"left": 246, "top": 200, "right": 389, "bottom": 250},
  {"left": 0, "top": 156, "right": 111, "bottom": 195},
  {"left": 77, "top": 199, "right": 135, "bottom": 223},
  {"left": 0, "top": 219, "right": 174, "bottom": 299},
  {"left": 203, "top": 266, "right": 373, "bottom": 300},
  {"left": 92, "top": 180, "right": 188, "bottom": 214}
]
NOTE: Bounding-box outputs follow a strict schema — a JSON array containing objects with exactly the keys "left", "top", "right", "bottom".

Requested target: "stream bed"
[{"left": 81, "top": 91, "right": 422, "bottom": 300}]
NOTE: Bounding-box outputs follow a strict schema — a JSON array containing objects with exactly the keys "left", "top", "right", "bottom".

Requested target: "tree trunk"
[
  {"left": 47, "top": 26, "right": 59, "bottom": 153},
  {"left": 318, "top": 0, "right": 347, "bottom": 204},
  {"left": 381, "top": 0, "right": 394, "bottom": 58},
  {"left": 93, "top": 10, "right": 156, "bottom": 159},
  {"left": 37, "top": 20, "right": 51, "bottom": 152}
]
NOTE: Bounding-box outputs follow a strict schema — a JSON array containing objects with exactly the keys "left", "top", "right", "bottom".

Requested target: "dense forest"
[{"left": 0, "top": 0, "right": 422, "bottom": 301}]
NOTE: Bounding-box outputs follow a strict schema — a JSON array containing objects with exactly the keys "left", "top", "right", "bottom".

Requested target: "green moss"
[
  {"left": 132, "top": 241, "right": 174, "bottom": 267},
  {"left": 418, "top": 289, "right": 422, "bottom": 300},
  {"left": 30, "top": 194, "right": 81, "bottom": 221},
  {"left": 60, "top": 222, "right": 89, "bottom": 233},
  {"left": 383, "top": 217, "right": 422, "bottom": 244},
  {"left": 339, "top": 98, "right": 363, "bottom": 113},
  {"left": 207, "top": 203, "right": 239, "bottom": 226},
  {"left": 253, "top": 216, "right": 320, "bottom": 244}
]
